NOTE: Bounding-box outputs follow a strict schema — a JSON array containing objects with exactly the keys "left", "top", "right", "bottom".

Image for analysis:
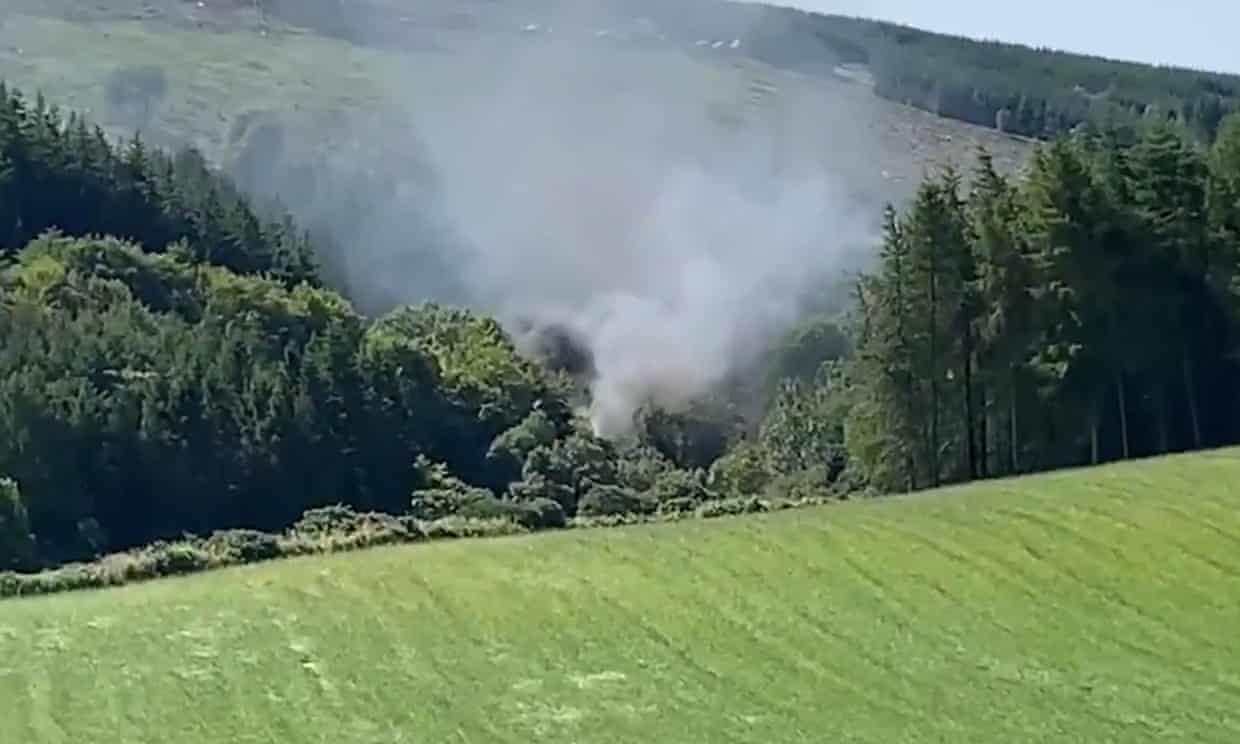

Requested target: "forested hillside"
[
  {"left": 4, "top": 67, "right": 1240, "bottom": 594},
  {"left": 0, "top": 82, "right": 851, "bottom": 576},
  {"left": 5, "top": 0, "right": 1240, "bottom": 595},
  {"left": 736, "top": 7, "right": 1240, "bottom": 141},
  {"left": 228, "top": 0, "right": 1240, "bottom": 142}
]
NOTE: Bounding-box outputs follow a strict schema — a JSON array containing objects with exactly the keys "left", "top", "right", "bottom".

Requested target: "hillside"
[
  {"left": 3, "top": 450, "right": 1239, "bottom": 743},
  {"left": 0, "top": 0, "right": 1035, "bottom": 307}
]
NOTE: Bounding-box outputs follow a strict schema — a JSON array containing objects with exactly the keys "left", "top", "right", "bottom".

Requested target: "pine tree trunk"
[
  {"left": 1116, "top": 371, "right": 1130, "bottom": 460},
  {"left": 1089, "top": 404, "right": 1100, "bottom": 466},
  {"left": 1158, "top": 385, "right": 1170, "bottom": 454},
  {"left": 1008, "top": 367, "right": 1019, "bottom": 474},
  {"left": 978, "top": 385, "right": 989, "bottom": 479},
  {"left": 963, "top": 342, "right": 977, "bottom": 481},
  {"left": 1183, "top": 351, "right": 1202, "bottom": 449}
]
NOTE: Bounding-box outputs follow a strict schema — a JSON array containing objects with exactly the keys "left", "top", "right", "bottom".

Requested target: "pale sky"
[{"left": 776, "top": 1, "right": 1237, "bottom": 74}]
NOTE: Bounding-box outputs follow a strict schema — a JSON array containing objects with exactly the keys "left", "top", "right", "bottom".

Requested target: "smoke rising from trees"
[{"left": 283, "top": 2, "right": 884, "bottom": 436}]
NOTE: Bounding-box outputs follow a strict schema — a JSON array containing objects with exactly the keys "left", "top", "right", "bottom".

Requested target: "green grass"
[{"left": 3, "top": 451, "right": 1240, "bottom": 742}]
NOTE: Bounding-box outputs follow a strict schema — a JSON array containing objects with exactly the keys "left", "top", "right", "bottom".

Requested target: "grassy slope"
[{"left": 3, "top": 451, "right": 1239, "bottom": 743}]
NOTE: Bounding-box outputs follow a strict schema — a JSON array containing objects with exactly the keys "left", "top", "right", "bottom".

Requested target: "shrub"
[
  {"left": 578, "top": 484, "right": 654, "bottom": 517},
  {"left": 204, "top": 530, "right": 281, "bottom": 563},
  {"left": 509, "top": 475, "right": 576, "bottom": 514},
  {"left": 657, "top": 497, "right": 700, "bottom": 516},
  {"left": 420, "top": 517, "right": 527, "bottom": 541},
  {"left": 411, "top": 457, "right": 502, "bottom": 520},
  {"left": 456, "top": 496, "right": 526, "bottom": 523},
  {"left": 518, "top": 498, "right": 567, "bottom": 530},
  {"left": 614, "top": 445, "right": 676, "bottom": 492},
  {"left": 147, "top": 542, "right": 212, "bottom": 577},
  {"left": 648, "top": 468, "right": 715, "bottom": 506},
  {"left": 761, "top": 465, "right": 833, "bottom": 503},
  {"left": 696, "top": 497, "right": 770, "bottom": 519},
  {"left": 293, "top": 504, "right": 362, "bottom": 535},
  {"left": 707, "top": 441, "right": 773, "bottom": 497}
]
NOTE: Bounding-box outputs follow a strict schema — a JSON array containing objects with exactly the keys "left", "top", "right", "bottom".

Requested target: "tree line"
[
  {"left": 0, "top": 83, "right": 316, "bottom": 281},
  {"left": 664, "top": 3, "right": 1240, "bottom": 142},
  {"left": 8, "top": 79, "right": 1240, "bottom": 586},
  {"left": 0, "top": 82, "right": 852, "bottom": 574},
  {"left": 838, "top": 116, "right": 1240, "bottom": 490}
]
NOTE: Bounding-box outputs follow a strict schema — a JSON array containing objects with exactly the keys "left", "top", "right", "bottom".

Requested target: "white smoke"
[
  {"left": 311, "top": 2, "right": 883, "bottom": 436},
  {"left": 393, "top": 18, "right": 878, "bottom": 435}
]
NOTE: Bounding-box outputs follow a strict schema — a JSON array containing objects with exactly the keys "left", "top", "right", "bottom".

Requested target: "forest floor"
[{"left": 3, "top": 449, "right": 1239, "bottom": 743}]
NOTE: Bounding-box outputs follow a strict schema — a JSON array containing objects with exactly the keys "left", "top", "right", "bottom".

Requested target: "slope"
[{"left": 2, "top": 450, "right": 1239, "bottom": 743}]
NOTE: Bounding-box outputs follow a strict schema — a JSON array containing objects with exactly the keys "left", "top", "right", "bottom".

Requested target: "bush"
[
  {"left": 761, "top": 465, "right": 833, "bottom": 503},
  {"left": 518, "top": 498, "right": 567, "bottom": 530},
  {"left": 420, "top": 517, "right": 527, "bottom": 541},
  {"left": 578, "top": 484, "right": 654, "bottom": 517},
  {"left": 204, "top": 529, "right": 281, "bottom": 563},
  {"left": 696, "top": 497, "right": 770, "bottom": 519},
  {"left": 411, "top": 457, "right": 503, "bottom": 520},
  {"left": 292, "top": 504, "right": 363, "bottom": 535},
  {"left": 648, "top": 468, "right": 715, "bottom": 506},
  {"left": 509, "top": 475, "right": 576, "bottom": 514},
  {"left": 147, "top": 542, "right": 212, "bottom": 577},
  {"left": 657, "top": 497, "right": 700, "bottom": 516},
  {"left": 707, "top": 441, "right": 773, "bottom": 497},
  {"left": 614, "top": 445, "right": 676, "bottom": 492}
]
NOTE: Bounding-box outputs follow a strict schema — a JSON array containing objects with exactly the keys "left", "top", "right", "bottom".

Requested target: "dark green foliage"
[
  {"left": 204, "top": 530, "right": 281, "bottom": 564},
  {"left": 847, "top": 117, "right": 1240, "bottom": 490},
  {"left": 637, "top": 402, "right": 739, "bottom": 470},
  {"left": 764, "top": 316, "right": 850, "bottom": 392},
  {"left": 147, "top": 542, "right": 211, "bottom": 577},
  {"left": 578, "top": 484, "right": 655, "bottom": 518},
  {"left": 0, "top": 478, "right": 36, "bottom": 571},
  {"left": 512, "top": 498, "right": 568, "bottom": 530},
  {"left": 292, "top": 504, "right": 364, "bottom": 536},
  {"left": 647, "top": 468, "right": 714, "bottom": 506},
  {"left": 707, "top": 441, "right": 772, "bottom": 498},
  {"left": 508, "top": 475, "right": 576, "bottom": 516},
  {"left": 410, "top": 457, "right": 501, "bottom": 521},
  {"left": 0, "top": 83, "right": 316, "bottom": 280},
  {"left": 614, "top": 445, "right": 677, "bottom": 493},
  {"left": 487, "top": 410, "right": 559, "bottom": 485}
]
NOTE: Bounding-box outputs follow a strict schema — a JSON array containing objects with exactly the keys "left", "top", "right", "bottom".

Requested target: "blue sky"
[{"left": 775, "top": 1, "right": 1237, "bottom": 74}]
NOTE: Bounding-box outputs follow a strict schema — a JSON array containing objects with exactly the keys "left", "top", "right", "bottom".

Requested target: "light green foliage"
[
  {"left": 646, "top": 468, "right": 713, "bottom": 508},
  {"left": 613, "top": 445, "right": 677, "bottom": 493},
  {"left": 707, "top": 440, "right": 773, "bottom": 497},
  {"left": 3, "top": 451, "right": 1239, "bottom": 742},
  {"left": 759, "top": 363, "right": 849, "bottom": 480},
  {"left": 409, "top": 456, "right": 498, "bottom": 521},
  {"left": 487, "top": 409, "right": 559, "bottom": 484}
]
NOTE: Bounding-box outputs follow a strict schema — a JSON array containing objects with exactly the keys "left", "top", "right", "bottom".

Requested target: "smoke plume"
[{"left": 296, "top": 1, "right": 884, "bottom": 436}]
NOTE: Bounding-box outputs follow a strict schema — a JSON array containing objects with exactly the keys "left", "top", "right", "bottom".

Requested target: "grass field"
[{"left": 2, "top": 451, "right": 1239, "bottom": 743}]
